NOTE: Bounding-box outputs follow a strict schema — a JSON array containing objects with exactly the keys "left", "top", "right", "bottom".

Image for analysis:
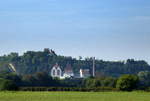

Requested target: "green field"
[{"left": 0, "top": 92, "right": 149, "bottom": 101}]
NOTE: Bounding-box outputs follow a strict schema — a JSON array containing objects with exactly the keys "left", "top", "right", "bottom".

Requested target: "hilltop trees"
[{"left": 0, "top": 48, "right": 150, "bottom": 77}]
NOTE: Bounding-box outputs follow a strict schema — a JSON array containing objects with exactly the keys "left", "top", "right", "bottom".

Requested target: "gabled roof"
[{"left": 52, "top": 63, "right": 61, "bottom": 69}]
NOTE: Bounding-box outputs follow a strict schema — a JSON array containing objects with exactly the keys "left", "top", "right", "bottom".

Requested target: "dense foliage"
[
  {"left": 0, "top": 49, "right": 150, "bottom": 91},
  {"left": 116, "top": 75, "right": 139, "bottom": 91},
  {"left": 83, "top": 77, "right": 116, "bottom": 88},
  {"left": 0, "top": 72, "right": 150, "bottom": 91},
  {"left": 0, "top": 78, "right": 18, "bottom": 91},
  {"left": 138, "top": 71, "right": 150, "bottom": 87}
]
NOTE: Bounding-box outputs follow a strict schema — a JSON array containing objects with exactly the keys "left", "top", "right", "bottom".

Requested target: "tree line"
[
  {"left": 0, "top": 48, "right": 150, "bottom": 77},
  {"left": 0, "top": 48, "right": 150, "bottom": 91},
  {"left": 0, "top": 71, "right": 150, "bottom": 91}
]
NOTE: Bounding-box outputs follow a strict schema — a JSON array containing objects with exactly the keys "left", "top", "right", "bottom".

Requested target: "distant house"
[
  {"left": 51, "top": 63, "right": 62, "bottom": 78},
  {"left": 80, "top": 69, "right": 91, "bottom": 78},
  {"left": 63, "top": 64, "right": 74, "bottom": 78},
  {"left": 51, "top": 63, "right": 91, "bottom": 79}
]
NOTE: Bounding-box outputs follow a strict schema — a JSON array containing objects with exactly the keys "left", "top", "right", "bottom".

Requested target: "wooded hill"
[{"left": 0, "top": 48, "right": 150, "bottom": 77}]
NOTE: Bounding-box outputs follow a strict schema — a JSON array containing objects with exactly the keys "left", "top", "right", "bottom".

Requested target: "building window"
[
  {"left": 53, "top": 70, "right": 55, "bottom": 76},
  {"left": 57, "top": 70, "right": 60, "bottom": 76}
]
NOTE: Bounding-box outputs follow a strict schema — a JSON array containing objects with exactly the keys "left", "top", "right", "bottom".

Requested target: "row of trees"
[
  {"left": 0, "top": 71, "right": 150, "bottom": 91},
  {"left": 83, "top": 73, "right": 150, "bottom": 91},
  {"left": 0, "top": 48, "right": 150, "bottom": 77}
]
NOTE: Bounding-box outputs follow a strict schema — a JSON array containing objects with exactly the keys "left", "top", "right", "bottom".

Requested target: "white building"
[
  {"left": 63, "top": 64, "right": 74, "bottom": 78},
  {"left": 80, "top": 69, "right": 90, "bottom": 78},
  {"left": 51, "top": 63, "right": 62, "bottom": 78},
  {"left": 51, "top": 63, "right": 91, "bottom": 79}
]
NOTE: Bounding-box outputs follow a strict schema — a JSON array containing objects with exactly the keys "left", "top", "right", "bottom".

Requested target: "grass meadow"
[{"left": 0, "top": 91, "right": 149, "bottom": 101}]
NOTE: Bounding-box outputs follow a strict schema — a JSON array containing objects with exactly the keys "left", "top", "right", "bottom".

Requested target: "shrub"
[
  {"left": 116, "top": 74, "right": 139, "bottom": 91},
  {"left": 0, "top": 78, "right": 18, "bottom": 91}
]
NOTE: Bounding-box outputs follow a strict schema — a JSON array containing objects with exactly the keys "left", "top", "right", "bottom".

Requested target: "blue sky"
[{"left": 0, "top": 0, "right": 150, "bottom": 63}]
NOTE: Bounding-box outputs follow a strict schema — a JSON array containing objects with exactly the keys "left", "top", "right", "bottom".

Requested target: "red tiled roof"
[{"left": 64, "top": 64, "right": 73, "bottom": 73}]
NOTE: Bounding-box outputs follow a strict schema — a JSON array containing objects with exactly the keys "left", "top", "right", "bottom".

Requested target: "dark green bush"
[
  {"left": 116, "top": 75, "right": 139, "bottom": 91},
  {"left": 0, "top": 78, "right": 18, "bottom": 91}
]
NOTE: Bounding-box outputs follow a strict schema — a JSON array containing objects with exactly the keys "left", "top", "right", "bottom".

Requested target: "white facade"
[
  {"left": 80, "top": 69, "right": 83, "bottom": 78},
  {"left": 50, "top": 63, "right": 91, "bottom": 79},
  {"left": 80, "top": 69, "right": 90, "bottom": 78},
  {"left": 51, "top": 64, "right": 62, "bottom": 78}
]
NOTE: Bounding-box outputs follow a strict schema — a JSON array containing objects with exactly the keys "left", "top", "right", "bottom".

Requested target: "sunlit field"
[{"left": 0, "top": 92, "right": 150, "bottom": 101}]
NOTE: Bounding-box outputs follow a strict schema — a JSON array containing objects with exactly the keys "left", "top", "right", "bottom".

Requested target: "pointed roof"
[{"left": 53, "top": 63, "right": 60, "bottom": 69}]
